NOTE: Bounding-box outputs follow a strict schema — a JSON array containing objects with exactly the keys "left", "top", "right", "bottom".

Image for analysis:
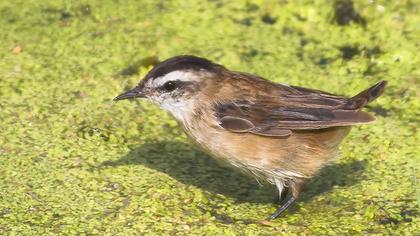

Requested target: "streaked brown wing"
[
  {"left": 215, "top": 93, "right": 375, "bottom": 136},
  {"left": 214, "top": 73, "right": 384, "bottom": 137},
  {"left": 280, "top": 85, "right": 357, "bottom": 109}
]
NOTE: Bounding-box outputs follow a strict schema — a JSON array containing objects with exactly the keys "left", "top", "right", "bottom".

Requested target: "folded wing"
[{"left": 215, "top": 81, "right": 386, "bottom": 137}]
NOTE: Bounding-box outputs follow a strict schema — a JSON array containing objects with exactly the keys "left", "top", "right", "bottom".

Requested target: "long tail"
[{"left": 350, "top": 80, "right": 387, "bottom": 109}]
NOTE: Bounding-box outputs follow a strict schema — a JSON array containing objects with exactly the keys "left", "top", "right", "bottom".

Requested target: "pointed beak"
[{"left": 114, "top": 86, "right": 146, "bottom": 101}]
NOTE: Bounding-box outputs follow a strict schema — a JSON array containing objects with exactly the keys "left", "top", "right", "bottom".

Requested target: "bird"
[{"left": 114, "top": 55, "right": 387, "bottom": 220}]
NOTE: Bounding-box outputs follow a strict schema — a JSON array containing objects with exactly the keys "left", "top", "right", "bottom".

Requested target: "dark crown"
[{"left": 145, "top": 55, "right": 224, "bottom": 80}]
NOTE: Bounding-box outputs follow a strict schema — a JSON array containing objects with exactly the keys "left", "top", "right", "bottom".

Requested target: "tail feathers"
[{"left": 350, "top": 80, "right": 387, "bottom": 109}]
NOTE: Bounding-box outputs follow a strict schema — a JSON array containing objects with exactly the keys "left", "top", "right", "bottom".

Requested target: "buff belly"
[{"left": 185, "top": 123, "right": 351, "bottom": 186}]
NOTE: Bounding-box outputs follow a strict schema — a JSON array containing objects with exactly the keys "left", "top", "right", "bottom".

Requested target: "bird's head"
[{"left": 114, "top": 55, "right": 225, "bottom": 121}]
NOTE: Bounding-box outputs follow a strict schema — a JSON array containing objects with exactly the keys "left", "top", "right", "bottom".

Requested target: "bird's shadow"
[{"left": 99, "top": 141, "right": 366, "bottom": 204}]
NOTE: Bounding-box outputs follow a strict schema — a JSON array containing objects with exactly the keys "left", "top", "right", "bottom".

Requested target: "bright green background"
[{"left": 0, "top": 0, "right": 419, "bottom": 235}]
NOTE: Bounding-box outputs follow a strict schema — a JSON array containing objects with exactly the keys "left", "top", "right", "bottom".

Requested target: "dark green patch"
[
  {"left": 119, "top": 56, "right": 160, "bottom": 76},
  {"left": 333, "top": 0, "right": 366, "bottom": 26},
  {"left": 261, "top": 14, "right": 277, "bottom": 24},
  {"left": 339, "top": 45, "right": 360, "bottom": 60}
]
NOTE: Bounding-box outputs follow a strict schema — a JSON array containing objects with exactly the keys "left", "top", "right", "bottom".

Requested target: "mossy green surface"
[{"left": 1, "top": 0, "right": 419, "bottom": 235}]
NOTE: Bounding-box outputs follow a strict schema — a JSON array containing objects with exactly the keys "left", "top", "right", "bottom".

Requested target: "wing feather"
[
  {"left": 215, "top": 96, "right": 375, "bottom": 136},
  {"left": 214, "top": 73, "right": 384, "bottom": 137}
]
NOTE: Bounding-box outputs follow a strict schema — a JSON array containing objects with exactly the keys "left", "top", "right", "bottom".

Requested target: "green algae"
[{"left": 0, "top": 0, "right": 419, "bottom": 235}]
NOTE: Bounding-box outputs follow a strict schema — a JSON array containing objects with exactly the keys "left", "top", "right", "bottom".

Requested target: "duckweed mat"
[{"left": 0, "top": 0, "right": 419, "bottom": 235}]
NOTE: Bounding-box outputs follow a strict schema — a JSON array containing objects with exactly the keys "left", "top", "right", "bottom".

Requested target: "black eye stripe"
[
  {"left": 158, "top": 80, "right": 196, "bottom": 93},
  {"left": 162, "top": 81, "right": 177, "bottom": 92}
]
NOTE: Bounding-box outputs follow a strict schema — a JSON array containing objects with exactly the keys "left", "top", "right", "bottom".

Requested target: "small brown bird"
[{"left": 114, "top": 55, "right": 387, "bottom": 220}]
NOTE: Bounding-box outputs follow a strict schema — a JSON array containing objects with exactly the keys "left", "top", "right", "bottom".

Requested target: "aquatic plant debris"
[{"left": 0, "top": 0, "right": 419, "bottom": 234}]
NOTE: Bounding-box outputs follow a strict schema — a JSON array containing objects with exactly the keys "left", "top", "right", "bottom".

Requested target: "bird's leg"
[
  {"left": 280, "top": 188, "right": 289, "bottom": 202},
  {"left": 267, "top": 195, "right": 296, "bottom": 220},
  {"left": 274, "top": 179, "right": 285, "bottom": 202},
  {"left": 267, "top": 179, "right": 304, "bottom": 220}
]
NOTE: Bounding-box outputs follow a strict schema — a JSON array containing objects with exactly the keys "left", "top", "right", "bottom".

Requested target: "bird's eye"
[{"left": 162, "top": 81, "right": 177, "bottom": 92}]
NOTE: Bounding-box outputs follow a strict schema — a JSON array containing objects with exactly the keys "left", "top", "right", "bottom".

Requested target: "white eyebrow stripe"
[{"left": 150, "top": 70, "right": 202, "bottom": 88}]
